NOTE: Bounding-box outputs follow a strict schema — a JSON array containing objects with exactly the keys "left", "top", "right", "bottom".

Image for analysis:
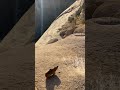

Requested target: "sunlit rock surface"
[
  {"left": 36, "top": 0, "right": 84, "bottom": 45},
  {"left": 35, "top": 0, "right": 76, "bottom": 39},
  {"left": 35, "top": 0, "right": 85, "bottom": 90}
]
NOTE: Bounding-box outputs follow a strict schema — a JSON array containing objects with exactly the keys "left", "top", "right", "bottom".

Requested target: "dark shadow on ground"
[{"left": 46, "top": 75, "right": 61, "bottom": 90}]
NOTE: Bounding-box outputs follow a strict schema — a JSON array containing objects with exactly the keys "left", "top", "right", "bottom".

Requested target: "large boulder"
[
  {"left": 92, "top": 1, "right": 120, "bottom": 18},
  {"left": 36, "top": 0, "right": 84, "bottom": 45},
  {"left": 86, "top": 17, "right": 120, "bottom": 90},
  {"left": 35, "top": 0, "right": 85, "bottom": 89}
]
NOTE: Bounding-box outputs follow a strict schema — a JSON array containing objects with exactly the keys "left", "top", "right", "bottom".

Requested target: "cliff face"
[
  {"left": 35, "top": 0, "right": 76, "bottom": 39},
  {"left": 85, "top": 0, "right": 120, "bottom": 19},
  {"left": 36, "top": 0, "right": 84, "bottom": 45},
  {"left": 35, "top": 0, "right": 85, "bottom": 90}
]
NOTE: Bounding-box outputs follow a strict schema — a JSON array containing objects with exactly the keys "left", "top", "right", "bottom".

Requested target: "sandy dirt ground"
[
  {"left": 35, "top": 34, "right": 85, "bottom": 90},
  {"left": 35, "top": 1, "right": 85, "bottom": 89}
]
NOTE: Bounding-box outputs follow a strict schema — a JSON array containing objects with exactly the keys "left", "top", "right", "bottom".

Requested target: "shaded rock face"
[
  {"left": 93, "top": 2, "right": 120, "bottom": 18},
  {"left": 85, "top": 0, "right": 120, "bottom": 89},
  {"left": 0, "top": 0, "right": 34, "bottom": 40},
  {"left": 0, "top": 2, "right": 35, "bottom": 89},
  {"left": 93, "top": 17, "right": 120, "bottom": 25},
  {"left": 35, "top": 0, "right": 75, "bottom": 39},
  {"left": 86, "top": 18, "right": 120, "bottom": 90},
  {"left": 0, "top": 4, "right": 35, "bottom": 50},
  {"left": 85, "top": 0, "right": 120, "bottom": 20}
]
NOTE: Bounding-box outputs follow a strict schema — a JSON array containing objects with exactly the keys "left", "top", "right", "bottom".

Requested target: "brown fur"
[{"left": 45, "top": 66, "right": 58, "bottom": 78}]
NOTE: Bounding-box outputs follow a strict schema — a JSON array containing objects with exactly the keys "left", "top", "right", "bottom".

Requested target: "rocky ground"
[
  {"left": 35, "top": 0, "right": 120, "bottom": 89},
  {"left": 36, "top": 34, "right": 85, "bottom": 90},
  {"left": 35, "top": 0, "right": 85, "bottom": 90}
]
